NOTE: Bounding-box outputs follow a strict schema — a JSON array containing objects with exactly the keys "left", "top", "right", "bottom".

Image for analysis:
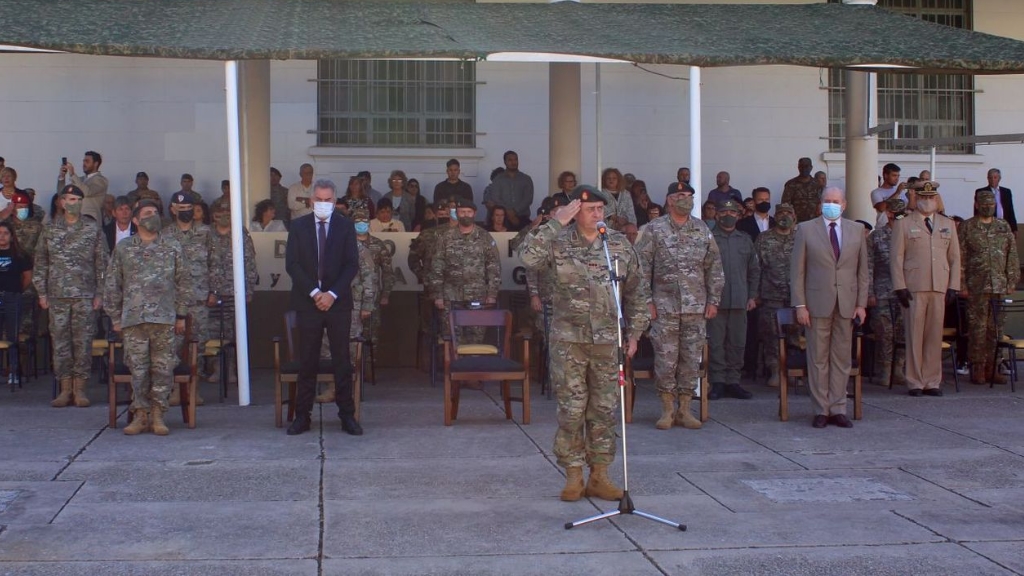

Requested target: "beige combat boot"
[
  {"left": 72, "top": 377, "right": 91, "bottom": 407},
  {"left": 51, "top": 376, "right": 73, "bottom": 407},
  {"left": 150, "top": 405, "right": 170, "bottom": 436},
  {"left": 168, "top": 385, "right": 181, "bottom": 406},
  {"left": 655, "top": 392, "right": 675, "bottom": 430},
  {"left": 122, "top": 409, "right": 149, "bottom": 435},
  {"left": 674, "top": 394, "right": 703, "bottom": 429},
  {"left": 315, "top": 382, "right": 336, "bottom": 403},
  {"left": 585, "top": 464, "right": 623, "bottom": 501},
  {"left": 560, "top": 466, "right": 585, "bottom": 502}
]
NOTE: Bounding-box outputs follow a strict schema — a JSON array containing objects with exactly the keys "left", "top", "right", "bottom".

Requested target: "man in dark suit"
[
  {"left": 102, "top": 196, "right": 136, "bottom": 253},
  {"left": 791, "top": 186, "right": 869, "bottom": 429},
  {"left": 284, "top": 179, "right": 361, "bottom": 436},
  {"left": 736, "top": 187, "right": 775, "bottom": 242},
  {"left": 975, "top": 168, "right": 1017, "bottom": 236}
]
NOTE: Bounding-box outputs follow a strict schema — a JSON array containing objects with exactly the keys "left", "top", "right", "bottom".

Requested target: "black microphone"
[{"left": 596, "top": 220, "right": 608, "bottom": 240}]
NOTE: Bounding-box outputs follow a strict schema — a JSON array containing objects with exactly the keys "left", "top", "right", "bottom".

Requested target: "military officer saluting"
[{"left": 519, "top": 185, "right": 650, "bottom": 502}]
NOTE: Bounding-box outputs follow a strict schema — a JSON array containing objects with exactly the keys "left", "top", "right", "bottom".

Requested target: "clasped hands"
[{"left": 314, "top": 291, "right": 336, "bottom": 311}]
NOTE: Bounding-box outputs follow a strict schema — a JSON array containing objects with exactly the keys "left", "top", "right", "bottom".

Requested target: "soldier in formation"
[
  {"left": 635, "top": 184, "right": 723, "bottom": 430},
  {"left": 753, "top": 203, "right": 797, "bottom": 387},
  {"left": 205, "top": 198, "right": 257, "bottom": 383},
  {"left": 519, "top": 186, "right": 650, "bottom": 503},
  {"left": 353, "top": 209, "right": 394, "bottom": 346},
  {"left": 959, "top": 190, "right": 1020, "bottom": 385},
  {"left": 781, "top": 157, "right": 823, "bottom": 223},
  {"left": 104, "top": 200, "right": 190, "bottom": 435},
  {"left": 868, "top": 198, "right": 907, "bottom": 388},
  {"left": 36, "top": 185, "right": 108, "bottom": 408}
]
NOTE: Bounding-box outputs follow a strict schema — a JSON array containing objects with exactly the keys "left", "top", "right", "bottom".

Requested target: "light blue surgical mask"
[
  {"left": 354, "top": 222, "right": 369, "bottom": 235},
  {"left": 449, "top": 208, "right": 457, "bottom": 219},
  {"left": 821, "top": 202, "right": 842, "bottom": 221},
  {"left": 15, "top": 208, "right": 28, "bottom": 221}
]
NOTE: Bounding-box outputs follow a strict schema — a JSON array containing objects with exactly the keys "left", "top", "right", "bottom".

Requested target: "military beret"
[
  {"left": 61, "top": 185, "right": 84, "bottom": 198},
  {"left": 539, "top": 197, "right": 557, "bottom": 216},
  {"left": 976, "top": 190, "right": 996, "bottom": 203},
  {"left": 885, "top": 197, "right": 907, "bottom": 212},
  {"left": 666, "top": 182, "right": 696, "bottom": 197},
  {"left": 351, "top": 208, "right": 370, "bottom": 221},
  {"left": 170, "top": 192, "right": 193, "bottom": 205},
  {"left": 717, "top": 199, "right": 740, "bottom": 212},
  {"left": 775, "top": 203, "right": 795, "bottom": 215},
  {"left": 911, "top": 180, "right": 940, "bottom": 196},
  {"left": 569, "top": 185, "right": 608, "bottom": 205},
  {"left": 455, "top": 197, "right": 477, "bottom": 211}
]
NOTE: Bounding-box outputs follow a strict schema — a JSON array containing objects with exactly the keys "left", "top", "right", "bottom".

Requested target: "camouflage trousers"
[
  {"left": 551, "top": 341, "right": 619, "bottom": 469},
  {"left": 758, "top": 301, "right": 800, "bottom": 373},
  {"left": 364, "top": 308, "right": 381, "bottom": 345},
  {"left": 321, "top": 311, "right": 364, "bottom": 361},
  {"left": 440, "top": 302, "right": 485, "bottom": 345},
  {"left": 123, "top": 323, "right": 176, "bottom": 411},
  {"left": 48, "top": 298, "right": 96, "bottom": 380},
  {"left": 870, "top": 299, "right": 906, "bottom": 374},
  {"left": 650, "top": 313, "right": 705, "bottom": 396},
  {"left": 967, "top": 294, "right": 1003, "bottom": 367},
  {"left": 174, "top": 300, "right": 209, "bottom": 356}
]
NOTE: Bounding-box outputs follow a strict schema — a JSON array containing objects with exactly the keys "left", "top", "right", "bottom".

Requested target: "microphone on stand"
[{"left": 596, "top": 221, "right": 609, "bottom": 240}]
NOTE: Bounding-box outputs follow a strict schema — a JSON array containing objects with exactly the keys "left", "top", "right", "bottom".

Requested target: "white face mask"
[{"left": 313, "top": 201, "right": 334, "bottom": 220}]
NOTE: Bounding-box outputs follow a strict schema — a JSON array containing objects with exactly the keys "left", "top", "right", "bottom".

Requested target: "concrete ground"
[{"left": 1, "top": 367, "right": 1023, "bottom": 575}]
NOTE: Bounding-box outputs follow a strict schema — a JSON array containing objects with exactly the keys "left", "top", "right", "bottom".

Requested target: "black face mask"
[
  {"left": 177, "top": 209, "right": 194, "bottom": 224},
  {"left": 755, "top": 202, "right": 771, "bottom": 214}
]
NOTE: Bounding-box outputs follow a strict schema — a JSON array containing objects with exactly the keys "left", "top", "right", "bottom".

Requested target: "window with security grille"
[
  {"left": 827, "top": 0, "right": 975, "bottom": 153},
  {"left": 316, "top": 59, "right": 476, "bottom": 147}
]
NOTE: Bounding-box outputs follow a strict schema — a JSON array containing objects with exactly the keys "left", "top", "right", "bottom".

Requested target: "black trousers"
[{"left": 294, "top": 306, "right": 354, "bottom": 419}]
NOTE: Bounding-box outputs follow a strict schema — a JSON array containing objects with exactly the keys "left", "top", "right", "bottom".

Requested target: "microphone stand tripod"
[{"left": 565, "top": 226, "right": 685, "bottom": 532}]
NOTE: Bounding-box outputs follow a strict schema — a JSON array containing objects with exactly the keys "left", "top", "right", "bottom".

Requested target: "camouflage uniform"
[
  {"left": 959, "top": 215, "right": 1020, "bottom": 371},
  {"left": 708, "top": 224, "right": 760, "bottom": 387},
  {"left": 754, "top": 225, "right": 797, "bottom": 376},
  {"left": 320, "top": 242, "right": 378, "bottom": 362},
  {"left": 34, "top": 217, "right": 107, "bottom": 381},
  {"left": 780, "top": 176, "right": 821, "bottom": 223},
  {"left": 519, "top": 220, "right": 650, "bottom": 468},
  {"left": 163, "top": 221, "right": 211, "bottom": 349},
  {"left": 426, "top": 225, "right": 501, "bottom": 343},
  {"left": 11, "top": 216, "right": 43, "bottom": 337},
  {"left": 635, "top": 215, "right": 723, "bottom": 396},
  {"left": 408, "top": 224, "right": 447, "bottom": 284},
  {"left": 103, "top": 234, "right": 190, "bottom": 411},
  {"left": 361, "top": 234, "right": 394, "bottom": 345},
  {"left": 868, "top": 221, "right": 906, "bottom": 386},
  {"left": 206, "top": 226, "right": 257, "bottom": 343}
]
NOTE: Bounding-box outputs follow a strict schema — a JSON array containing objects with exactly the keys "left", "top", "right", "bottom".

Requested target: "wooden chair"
[
  {"left": 272, "top": 310, "right": 362, "bottom": 427},
  {"left": 106, "top": 328, "right": 199, "bottom": 429},
  {"left": 625, "top": 338, "right": 709, "bottom": 424},
  {"left": 776, "top": 308, "right": 863, "bottom": 422},
  {"left": 443, "top": 308, "right": 529, "bottom": 426},
  {"left": 993, "top": 298, "right": 1024, "bottom": 392}
]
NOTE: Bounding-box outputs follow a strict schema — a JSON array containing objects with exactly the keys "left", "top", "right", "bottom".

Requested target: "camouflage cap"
[
  {"left": 717, "top": 199, "right": 741, "bottom": 212},
  {"left": 61, "top": 184, "right": 84, "bottom": 198},
  {"left": 568, "top": 185, "right": 608, "bottom": 205},
  {"left": 775, "top": 203, "right": 795, "bottom": 215},
  {"left": 911, "top": 180, "right": 940, "bottom": 196},
  {"left": 351, "top": 208, "right": 370, "bottom": 221},
  {"left": 885, "top": 197, "right": 907, "bottom": 212},
  {"left": 976, "top": 189, "right": 996, "bottom": 203},
  {"left": 455, "top": 197, "right": 477, "bottom": 211},
  {"left": 170, "top": 192, "right": 193, "bottom": 205},
  {"left": 135, "top": 199, "right": 160, "bottom": 213}
]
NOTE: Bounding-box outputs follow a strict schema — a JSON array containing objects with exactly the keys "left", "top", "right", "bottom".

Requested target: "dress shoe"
[
  {"left": 340, "top": 415, "right": 364, "bottom": 436},
  {"left": 724, "top": 383, "right": 753, "bottom": 400},
  {"left": 812, "top": 415, "right": 828, "bottom": 428},
  {"left": 287, "top": 416, "right": 311, "bottom": 436},
  {"left": 828, "top": 414, "right": 854, "bottom": 428},
  {"left": 923, "top": 388, "right": 943, "bottom": 397},
  {"left": 908, "top": 389, "right": 923, "bottom": 397},
  {"left": 709, "top": 382, "right": 725, "bottom": 400}
]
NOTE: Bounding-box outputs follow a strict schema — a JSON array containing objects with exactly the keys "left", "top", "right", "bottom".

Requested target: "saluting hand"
[{"left": 551, "top": 200, "right": 581, "bottom": 227}]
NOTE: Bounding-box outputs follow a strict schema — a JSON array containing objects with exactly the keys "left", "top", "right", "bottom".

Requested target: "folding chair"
[{"left": 443, "top": 308, "right": 530, "bottom": 426}]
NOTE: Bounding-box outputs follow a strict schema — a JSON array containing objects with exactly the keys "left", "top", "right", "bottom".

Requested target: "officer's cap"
[
  {"left": 885, "top": 197, "right": 907, "bottom": 212},
  {"left": 717, "top": 199, "right": 740, "bottom": 212},
  {"left": 455, "top": 197, "right": 477, "bottom": 211},
  {"left": 911, "top": 180, "right": 940, "bottom": 196},
  {"left": 61, "top": 185, "right": 84, "bottom": 198},
  {"left": 351, "top": 208, "right": 370, "bottom": 222},
  {"left": 775, "top": 203, "right": 795, "bottom": 215},
  {"left": 976, "top": 190, "right": 996, "bottom": 203},
  {"left": 569, "top": 185, "right": 608, "bottom": 205},
  {"left": 170, "top": 192, "right": 193, "bottom": 206}
]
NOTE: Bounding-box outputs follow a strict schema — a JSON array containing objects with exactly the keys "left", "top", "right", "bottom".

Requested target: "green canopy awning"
[{"left": 4, "top": 1, "right": 1024, "bottom": 73}]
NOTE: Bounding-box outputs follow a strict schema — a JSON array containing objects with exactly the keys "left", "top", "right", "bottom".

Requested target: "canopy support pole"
[
  {"left": 225, "top": 60, "right": 251, "bottom": 406},
  {"left": 689, "top": 66, "right": 702, "bottom": 213}
]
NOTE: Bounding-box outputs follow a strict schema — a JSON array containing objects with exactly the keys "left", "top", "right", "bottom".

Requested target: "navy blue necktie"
[{"left": 317, "top": 221, "right": 327, "bottom": 286}]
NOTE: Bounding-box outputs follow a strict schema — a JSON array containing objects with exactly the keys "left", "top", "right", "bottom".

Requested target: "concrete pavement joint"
[
  {"left": 50, "top": 413, "right": 117, "bottom": 482},
  {"left": 316, "top": 404, "right": 325, "bottom": 576},
  {"left": 707, "top": 416, "right": 811, "bottom": 472},
  {"left": 960, "top": 545, "right": 1024, "bottom": 576},
  {"left": 897, "top": 466, "right": 993, "bottom": 508},
  {"left": 863, "top": 398, "right": 1024, "bottom": 457},
  {"left": 45, "top": 481, "right": 85, "bottom": 524},
  {"left": 677, "top": 473, "right": 737, "bottom": 513},
  {"left": 890, "top": 508, "right": 1024, "bottom": 576}
]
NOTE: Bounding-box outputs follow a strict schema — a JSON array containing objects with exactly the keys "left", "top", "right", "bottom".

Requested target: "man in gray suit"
[{"left": 791, "top": 187, "right": 869, "bottom": 428}]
